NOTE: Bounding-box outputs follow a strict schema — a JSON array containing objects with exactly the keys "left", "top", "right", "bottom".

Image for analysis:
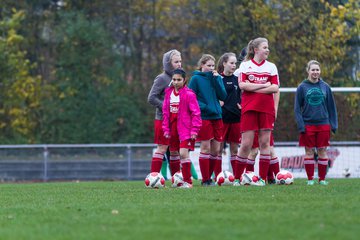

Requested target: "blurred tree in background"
[
  {"left": 0, "top": 0, "right": 359, "bottom": 143},
  {"left": 0, "top": 9, "right": 43, "bottom": 143},
  {"left": 39, "top": 12, "right": 127, "bottom": 143}
]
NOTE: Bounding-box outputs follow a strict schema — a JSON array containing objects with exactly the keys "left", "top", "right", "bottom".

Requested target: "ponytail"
[{"left": 245, "top": 37, "right": 268, "bottom": 61}]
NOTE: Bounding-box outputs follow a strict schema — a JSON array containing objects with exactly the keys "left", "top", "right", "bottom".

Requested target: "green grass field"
[{"left": 1, "top": 179, "right": 359, "bottom": 240}]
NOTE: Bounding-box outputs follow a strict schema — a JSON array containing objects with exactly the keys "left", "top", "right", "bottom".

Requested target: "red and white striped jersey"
[{"left": 238, "top": 59, "right": 279, "bottom": 115}]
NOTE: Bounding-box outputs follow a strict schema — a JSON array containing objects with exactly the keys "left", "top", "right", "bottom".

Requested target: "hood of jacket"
[
  {"left": 163, "top": 49, "right": 179, "bottom": 76},
  {"left": 192, "top": 70, "right": 214, "bottom": 78},
  {"left": 302, "top": 78, "right": 325, "bottom": 85}
]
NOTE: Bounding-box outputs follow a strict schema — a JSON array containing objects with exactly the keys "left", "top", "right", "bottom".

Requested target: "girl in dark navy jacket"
[
  {"left": 217, "top": 53, "right": 242, "bottom": 184},
  {"left": 294, "top": 60, "right": 338, "bottom": 186}
]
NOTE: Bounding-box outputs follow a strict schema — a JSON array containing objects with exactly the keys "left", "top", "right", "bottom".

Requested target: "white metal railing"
[
  {"left": 280, "top": 87, "right": 360, "bottom": 93},
  {"left": 0, "top": 143, "right": 156, "bottom": 181},
  {"left": 0, "top": 142, "right": 359, "bottom": 181}
]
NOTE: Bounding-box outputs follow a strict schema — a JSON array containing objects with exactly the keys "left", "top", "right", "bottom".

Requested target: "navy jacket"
[
  {"left": 221, "top": 74, "right": 241, "bottom": 123},
  {"left": 294, "top": 79, "right": 338, "bottom": 133}
]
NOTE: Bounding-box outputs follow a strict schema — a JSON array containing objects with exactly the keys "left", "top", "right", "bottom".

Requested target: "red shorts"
[
  {"left": 241, "top": 111, "right": 274, "bottom": 132},
  {"left": 251, "top": 131, "right": 274, "bottom": 148},
  {"left": 197, "top": 119, "right": 223, "bottom": 142},
  {"left": 154, "top": 120, "right": 169, "bottom": 145},
  {"left": 180, "top": 139, "right": 196, "bottom": 151},
  {"left": 222, "top": 122, "right": 241, "bottom": 144},
  {"left": 299, "top": 125, "right": 330, "bottom": 148},
  {"left": 168, "top": 120, "right": 196, "bottom": 151}
]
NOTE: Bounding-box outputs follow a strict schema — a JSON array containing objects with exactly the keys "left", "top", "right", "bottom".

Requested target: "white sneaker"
[
  {"left": 179, "top": 182, "right": 193, "bottom": 189},
  {"left": 307, "top": 180, "right": 315, "bottom": 186},
  {"left": 319, "top": 180, "right": 329, "bottom": 186},
  {"left": 250, "top": 179, "right": 266, "bottom": 186},
  {"left": 233, "top": 179, "right": 241, "bottom": 186}
]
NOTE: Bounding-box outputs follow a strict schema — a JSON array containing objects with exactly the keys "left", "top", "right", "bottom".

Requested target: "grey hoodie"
[{"left": 148, "top": 49, "right": 179, "bottom": 120}]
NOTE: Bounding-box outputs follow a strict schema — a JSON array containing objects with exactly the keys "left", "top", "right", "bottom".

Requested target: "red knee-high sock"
[
  {"left": 151, "top": 152, "right": 164, "bottom": 173},
  {"left": 199, "top": 152, "right": 210, "bottom": 183},
  {"left": 231, "top": 155, "right": 240, "bottom": 180},
  {"left": 304, "top": 158, "right": 315, "bottom": 180},
  {"left": 318, "top": 158, "right": 328, "bottom": 181},
  {"left": 269, "top": 157, "right": 280, "bottom": 180},
  {"left": 230, "top": 155, "right": 238, "bottom": 177},
  {"left": 238, "top": 156, "right": 248, "bottom": 177},
  {"left": 246, "top": 158, "right": 255, "bottom": 172},
  {"left": 169, "top": 154, "right": 181, "bottom": 176},
  {"left": 259, "top": 154, "right": 271, "bottom": 181},
  {"left": 214, "top": 155, "right": 222, "bottom": 178},
  {"left": 209, "top": 154, "right": 216, "bottom": 179},
  {"left": 181, "top": 158, "right": 192, "bottom": 184}
]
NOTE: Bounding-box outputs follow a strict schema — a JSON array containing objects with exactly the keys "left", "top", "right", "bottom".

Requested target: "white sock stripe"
[
  {"left": 318, "top": 160, "right": 328, "bottom": 165},
  {"left": 260, "top": 154, "right": 271, "bottom": 160},
  {"left": 270, "top": 159, "right": 279, "bottom": 164},
  {"left": 153, "top": 153, "right": 164, "bottom": 158},
  {"left": 180, "top": 158, "right": 191, "bottom": 164},
  {"left": 238, "top": 157, "right": 247, "bottom": 163},
  {"left": 199, "top": 153, "right": 210, "bottom": 158},
  {"left": 247, "top": 159, "right": 255, "bottom": 165},
  {"left": 170, "top": 155, "right": 180, "bottom": 161},
  {"left": 304, "top": 160, "right": 315, "bottom": 164},
  {"left": 210, "top": 155, "right": 217, "bottom": 160}
]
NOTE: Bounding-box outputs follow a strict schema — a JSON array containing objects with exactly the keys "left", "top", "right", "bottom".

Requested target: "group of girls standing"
[{"left": 148, "top": 37, "right": 338, "bottom": 188}]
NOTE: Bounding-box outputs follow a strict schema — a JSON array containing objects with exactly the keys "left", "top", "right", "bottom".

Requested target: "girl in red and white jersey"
[{"left": 236, "top": 37, "right": 279, "bottom": 185}]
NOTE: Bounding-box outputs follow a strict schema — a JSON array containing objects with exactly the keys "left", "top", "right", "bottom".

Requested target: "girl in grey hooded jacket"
[{"left": 147, "top": 49, "right": 182, "bottom": 175}]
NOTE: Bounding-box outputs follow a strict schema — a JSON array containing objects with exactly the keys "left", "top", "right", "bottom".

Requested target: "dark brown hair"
[{"left": 217, "top": 52, "right": 236, "bottom": 73}]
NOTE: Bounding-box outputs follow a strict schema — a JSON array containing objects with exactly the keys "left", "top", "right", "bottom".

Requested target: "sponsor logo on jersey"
[{"left": 248, "top": 74, "right": 268, "bottom": 83}]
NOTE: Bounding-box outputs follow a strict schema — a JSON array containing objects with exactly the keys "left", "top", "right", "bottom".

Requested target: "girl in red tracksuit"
[{"left": 162, "top": 69, "right": 202, "bottom": 188}]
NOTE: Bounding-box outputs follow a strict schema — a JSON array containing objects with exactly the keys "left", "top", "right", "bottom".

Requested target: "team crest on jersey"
[{"left": 248, "top": 75, "right": 255, "bottom": 81}]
